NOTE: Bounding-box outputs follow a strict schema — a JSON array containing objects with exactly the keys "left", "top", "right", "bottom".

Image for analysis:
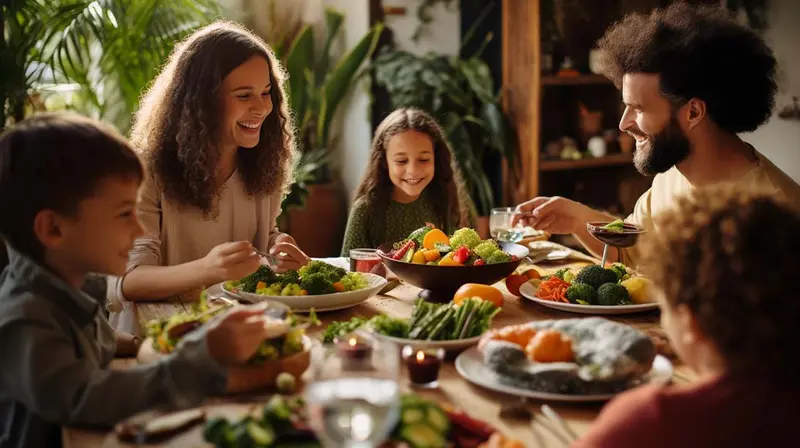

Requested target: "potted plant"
[
  {"left": 276, "top": 9, "right": 383, "bottom": 256},
  {"left": 371, "top": 37, "right": 520, "bottom": 236},
  {"left": 0, "top": 0, "right": 219, "bottom": 132}
]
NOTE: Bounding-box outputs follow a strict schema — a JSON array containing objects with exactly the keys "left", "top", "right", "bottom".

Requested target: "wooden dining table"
[{"left": 63, "top": 260, "right": 693, "bottom": 448}]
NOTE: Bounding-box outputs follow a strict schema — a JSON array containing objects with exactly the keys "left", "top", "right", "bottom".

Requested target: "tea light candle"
[
  {"left": 336, "top": 335, "right": 371, "bottom": 360},
  {"left": 402, "top": 345, "right": 444, "bottom": 388}
]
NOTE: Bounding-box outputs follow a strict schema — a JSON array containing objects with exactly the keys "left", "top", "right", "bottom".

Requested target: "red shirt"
[{"left": 573, "top": 373, "right": 800, "bottom": 448}]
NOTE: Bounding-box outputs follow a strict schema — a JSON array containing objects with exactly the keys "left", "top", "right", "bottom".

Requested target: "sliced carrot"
[
  {"left": 256, "top": 281, "right": 267, "bottom": 290},
  {"left": 332, "top": 282, "right": 345, "bottom": 292}
]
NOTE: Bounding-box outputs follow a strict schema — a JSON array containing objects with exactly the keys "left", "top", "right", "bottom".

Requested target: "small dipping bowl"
[{"left": 586, "top": 221, "right": 646, "bottom": 248}]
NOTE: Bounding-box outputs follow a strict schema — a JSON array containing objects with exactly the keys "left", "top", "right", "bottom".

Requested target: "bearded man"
[{"left": 516, "top": 3, "right": 800, "bottom": 266}]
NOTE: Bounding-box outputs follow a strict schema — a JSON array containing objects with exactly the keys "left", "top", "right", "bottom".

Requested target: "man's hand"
[{"left": 513, "top": 196, "right": 593, "bottom": 234}]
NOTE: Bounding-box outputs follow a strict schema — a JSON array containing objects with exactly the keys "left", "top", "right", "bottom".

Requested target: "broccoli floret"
[
  {"left": 300, "top": 273, "right": 336, "bottom": 295},
  {"left": 486, "top": 251, "right": 512, "bottom": 265},
  {"left": 575, "top": 265, "right": 619, "bottom": 290},
  {"left": 258, "top": 283, "right": 284, "bottom": 296},
  {"left": 473, "top": 240, "right": 500, "bottom": 260},
  {"left": 280, "top": 283, "right": 303, "bottom": 296},
  {"left": 609, "top": 263, "right": 628, "bottom": 281},
  {"left": 565, "top": 283, "right": 597, "bottom": 304},
  {"left": 240, "top": 265, "right": 278, "bottom": 293},
  {"left": 340, "top": 272, "right": 367, "bottom": 291},
  {"left": 298, "top": 260, "right": 346, "bottom": 283},
  {"left": 597, "top": 283, "right": 632, "bottom": 306},
  {"left": 449, "top": 228, "right": 481, "bottom": 250},
  {"left": 276, "top": 270, "right": 301, "bottom": 286}
]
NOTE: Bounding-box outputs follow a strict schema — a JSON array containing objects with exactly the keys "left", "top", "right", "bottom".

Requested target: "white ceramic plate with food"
[
  {"left": 365, "top": 330, "right": 483, "bottom": 352},
  {"left": 222, "top": 273, "right": 388, "bottom": 312},
  {"left": 455, "top": 347, "right": 673, "bottom": 402},
  {"left": 519, "top": 282, "right": 659, "bottom": 315},
  {"left": 206, "top": 282, "right": 291, "bottom": 317}
]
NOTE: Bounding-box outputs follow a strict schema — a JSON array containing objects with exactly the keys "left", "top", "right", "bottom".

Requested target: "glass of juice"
[{"left": 349, "top": 249, "right": 382, "bottom": 274}]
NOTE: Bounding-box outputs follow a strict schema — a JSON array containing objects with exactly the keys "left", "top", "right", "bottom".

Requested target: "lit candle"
[
  {"left": 402, "top": 345, "right": 444, "bottom": 388},
  {"left": 335, "top": 333, "right": 373, "bottom": 369}
]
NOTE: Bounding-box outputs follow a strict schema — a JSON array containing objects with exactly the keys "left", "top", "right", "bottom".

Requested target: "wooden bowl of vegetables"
[
  {"left": 138, "top": 307, "right": 315, "bottom": 394},
  {"left": 378, "top": 226, "right": 528, "bottom": 302}
]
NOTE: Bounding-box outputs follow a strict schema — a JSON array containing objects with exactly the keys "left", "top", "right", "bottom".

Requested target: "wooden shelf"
[
  {"left": 541, "top": 74, "right": 613, "bottom": 86},
  {"left": 540, "top": 153, "right": 633, "bottom": 171}
]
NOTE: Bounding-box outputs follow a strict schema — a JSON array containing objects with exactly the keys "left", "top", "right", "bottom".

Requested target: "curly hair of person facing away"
[
  {"left": 354, "top": 108, "right": 472, "bottom": 231},
  {"left": 596, "top": 3, "right": 777, "bottom": 134},
  {"left": 639, "top": 184, "right": 800, "bottom": 384},
  {"left": 129, "top": 20, "right": 296, "bottom": 217}
]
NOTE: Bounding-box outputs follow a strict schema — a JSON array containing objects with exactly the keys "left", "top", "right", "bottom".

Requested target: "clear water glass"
[
  {"left": 305, "top": 334, "right": 401, "bottom": 448},
  {"left": 490, "top": 207, "right": 524, "bottom": 243}
]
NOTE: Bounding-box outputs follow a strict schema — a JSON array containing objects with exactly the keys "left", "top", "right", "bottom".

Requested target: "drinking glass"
[
  {"left": 490, "top": 207, "right": 524, "bottom": 243},
  {"left": 305, "top": 334, "right": 401, "bottom": 448},
  {"left": 349, "top": 249, "right": 382, "bottom": 274}
]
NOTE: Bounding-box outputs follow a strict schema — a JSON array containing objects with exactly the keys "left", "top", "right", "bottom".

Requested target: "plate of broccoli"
[
  {"left": 222, "top": 260, "right": 388, "bottom": 312},
  {"left": 519, "top": 263, "right": 659, "bottom": 315}
]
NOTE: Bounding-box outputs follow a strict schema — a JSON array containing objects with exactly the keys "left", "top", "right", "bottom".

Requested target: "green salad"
[
  {"left": 144, "top": 293, "right": 320, "bottom": 364},
  {"left": 225, "top": 261, "right": 367, "bottom": 296}
]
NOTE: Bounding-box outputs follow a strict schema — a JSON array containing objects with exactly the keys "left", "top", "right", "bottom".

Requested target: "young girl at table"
[
  {"left": 572, "top": 184, "right": 800, "bottom": 448},
  {"left": 340, "top": 108, "right": 475, "bottom": 256},
  {"left": 109, "top": 21, "right": 308, "bottom": 329}
]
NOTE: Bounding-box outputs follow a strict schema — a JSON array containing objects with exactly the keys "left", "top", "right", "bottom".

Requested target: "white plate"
[
  {"left": 206, "top": 282, "right": 291, "bottom": 317},
  {"left": 455, "top": 347, "right": 673, "bottom": 402},
  {"left": 365, "top": 330, "right": 483, "bottom": 352},
  {"left": 222, "top": 273, "right": 387, "bottom": 312},
  {"left": 519, "top": 282, "right": 660, "bottom": 315}
]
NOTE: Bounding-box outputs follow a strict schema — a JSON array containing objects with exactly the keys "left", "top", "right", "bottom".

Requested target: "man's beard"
[{"left": 631, "top": 115, "right": 691, "bottom": 176}]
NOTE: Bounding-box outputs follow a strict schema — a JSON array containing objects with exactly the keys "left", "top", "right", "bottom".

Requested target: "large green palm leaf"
[{"left": 35, "top": 0, "right": 218, "bottom": 130}]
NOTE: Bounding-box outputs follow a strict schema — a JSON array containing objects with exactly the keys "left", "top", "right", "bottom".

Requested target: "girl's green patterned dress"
[{"left": 341, "top": 192, "right": 463, "bottom": 256}]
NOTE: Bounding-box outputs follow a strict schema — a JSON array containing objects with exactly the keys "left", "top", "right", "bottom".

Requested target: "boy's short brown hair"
[
  {"left": 639, "top": 184, "right": 800, "bottom": 382},
  {"left": 0, "top": 113, "right": 143, "bottom": 261}
]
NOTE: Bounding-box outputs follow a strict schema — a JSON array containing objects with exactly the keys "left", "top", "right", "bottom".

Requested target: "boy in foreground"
[{"left": 0, "top": 113, "right": 271, "bottom": 447}]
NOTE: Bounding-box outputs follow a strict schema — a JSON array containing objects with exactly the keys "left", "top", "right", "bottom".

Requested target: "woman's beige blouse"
[
  {"left": 128, "top": 170, "right": 282, "bottom": 269},
  {"left": 107, "top": 171, "right": 282, "bottom": 333}
]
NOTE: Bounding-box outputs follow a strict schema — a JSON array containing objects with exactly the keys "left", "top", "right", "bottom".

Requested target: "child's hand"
[
  {"left": 267, "top": 234, "right": 310, "bottom": 272},
  {"left": 203, "top": 241, "right": 260, "bottom": 283},
  {"left": 205, "top": 306, "right": 270, "bottom": 365},
  {"left": 114, "top": 331, "right": 141, "bottom": 357}
]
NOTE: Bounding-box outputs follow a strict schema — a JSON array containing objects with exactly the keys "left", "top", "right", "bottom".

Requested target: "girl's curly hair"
[
  {"left": 130, "top": 20, "right": 296, "bottom": 216},
  {"left": 639, "top": 184, "right": 800, "bottom": 383},
  {"left": 353, "top": 108, "right": 471, "bottom": 240}
]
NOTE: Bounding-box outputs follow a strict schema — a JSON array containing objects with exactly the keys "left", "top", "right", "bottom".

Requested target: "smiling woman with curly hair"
[{"left": 110, "top": 21, "right": 308, "bottom": 314}]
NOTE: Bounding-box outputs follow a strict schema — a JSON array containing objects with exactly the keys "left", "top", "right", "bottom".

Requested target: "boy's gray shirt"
[{"left": 0, "top": 247, "right": 227, "bottom": 448}]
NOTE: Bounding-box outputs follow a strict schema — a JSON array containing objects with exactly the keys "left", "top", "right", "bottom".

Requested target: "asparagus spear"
[{"left": 427, "top": 308, "right": 455, "bottom": 340}]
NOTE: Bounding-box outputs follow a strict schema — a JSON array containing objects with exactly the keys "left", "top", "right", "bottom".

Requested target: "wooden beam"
[{"left": 502, "top": 0, "right": 541, "bottom": 200}]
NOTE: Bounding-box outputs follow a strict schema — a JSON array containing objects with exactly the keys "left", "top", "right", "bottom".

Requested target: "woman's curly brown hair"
[
  {"left": 596, "top": 3, "right": 777, "bottom": 133},
  {"left": 639, "top": 184, "right": 800, "bottom": 383},
  {"left": 354, "top": 108, "right": 471, "bottom": 240},
  {"left": 130, "top": 20, "right": 296, "bottom": 216}
]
